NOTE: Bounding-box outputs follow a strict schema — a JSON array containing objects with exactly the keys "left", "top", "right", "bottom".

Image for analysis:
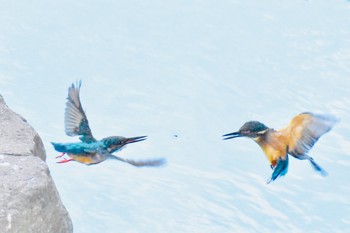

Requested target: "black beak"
[
  {"left": 125, "top": 136, "right": 147, "bottom": 144},
  {"left": 222, "top": 132, "right": 242, "bottom": 140}
]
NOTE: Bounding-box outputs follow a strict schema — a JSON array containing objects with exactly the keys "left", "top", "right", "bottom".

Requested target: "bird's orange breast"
[
  {"left": 68, "top": 153, "right": 95, "bottom": 165},
  {"left": 254, "top": 131, "right": 289, "bottom": 165}
]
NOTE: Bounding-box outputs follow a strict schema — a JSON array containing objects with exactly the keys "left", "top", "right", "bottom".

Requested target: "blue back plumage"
[
  {"left": 51, "top": 142, "right": 67, "bottom": 152},
  {"left": 51, "top": 141, "right": 104, "bottom": 154}
]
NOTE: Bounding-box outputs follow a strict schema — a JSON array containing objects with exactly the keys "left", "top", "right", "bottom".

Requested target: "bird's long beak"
[
  {"left": 222, "top": 132, "right": 242, "bottom": 140},
  {"left": 125, "top": 136, "right": 147, "bottom": 144}
]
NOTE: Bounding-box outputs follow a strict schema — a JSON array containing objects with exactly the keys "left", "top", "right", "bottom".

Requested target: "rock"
[
  {"left": 0, "top": 95, "right": 45, "bottom": 161},
  {"left": 0, "top": 95, "right": 73, "bottom": 233}
]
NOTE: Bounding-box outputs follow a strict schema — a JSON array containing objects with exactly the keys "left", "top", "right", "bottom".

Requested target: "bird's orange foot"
[
  {"left": 57, "top": 158, "right": 73, "bottom": 164},
  {"left": 270, "top": 161, "right": 277, "bottom": 169},
  {"left": 56, "top": 152, "right": 66, "bottom": 158}
]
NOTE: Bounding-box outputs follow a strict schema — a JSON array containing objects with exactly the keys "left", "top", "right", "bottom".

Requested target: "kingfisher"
[
  {"left": 223, "top": 112, "right": 337, "bottom": 183},
  {"left": 51, "top": 81, "right": 165, "bottom": 167}
]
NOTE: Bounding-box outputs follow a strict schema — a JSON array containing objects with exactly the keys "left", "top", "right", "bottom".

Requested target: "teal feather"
[
  {"left": 267, "top": 156, "right": 289, "bottom": 184},
  {"left": 51, "top": 141, "right": 104, "bottom": 154}
]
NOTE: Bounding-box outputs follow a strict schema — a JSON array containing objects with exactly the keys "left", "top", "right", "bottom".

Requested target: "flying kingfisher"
[
  {"left": 223, "top": 112, "right": 337, "bottom": 183},
  {"left": 51, "top": 81, "right": 165, "bottom": 167}
]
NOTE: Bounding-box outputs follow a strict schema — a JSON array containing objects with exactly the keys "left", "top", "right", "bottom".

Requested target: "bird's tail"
[
  {"left": 267, "top": 156, "right": 289, "bottom": 184},
  {"left": 51, "top": 142, "right": 67, "bottom": 152}
]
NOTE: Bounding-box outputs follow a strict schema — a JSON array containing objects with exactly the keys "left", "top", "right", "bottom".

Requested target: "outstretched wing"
[
  {"left": 284, "top": 112, "right": 337, "bottom": 156},
  {"left": 64, "top": 80, "right": 96, "bottom": 142}
]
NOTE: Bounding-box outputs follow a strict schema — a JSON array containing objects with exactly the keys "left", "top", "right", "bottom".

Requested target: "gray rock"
[
  {"left": 0, "top": 95, "right": 45, "bottom": 161},
  {"left": 0, "top": 95, "right": 73, "bottom": 233}
]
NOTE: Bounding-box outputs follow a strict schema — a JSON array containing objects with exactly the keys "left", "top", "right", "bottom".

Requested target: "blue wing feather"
[{"left": 64, "top": 81, "right": 96, "bottom": 143}]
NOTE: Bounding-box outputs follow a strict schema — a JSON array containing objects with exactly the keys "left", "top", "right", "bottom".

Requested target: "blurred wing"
[
  {"left": 285, "top": 112, "right": 337, "bottom": 156},
  {"left": 64, "top": 81, "right": 96, "bottom": 142},
  {"left": 98, "top": 148, "right": 165, "bottom": 167}
]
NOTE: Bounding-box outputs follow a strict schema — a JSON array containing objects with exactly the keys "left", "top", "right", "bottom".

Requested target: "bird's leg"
[
  {"left": 56, "top": 158, "right": 73, "bottom": 164},
  {"left": 270, "top": 160, "right": 277, "bottom": 170},
  {"left": 55, "top": 152, "right": 66, "bottom": 158}
]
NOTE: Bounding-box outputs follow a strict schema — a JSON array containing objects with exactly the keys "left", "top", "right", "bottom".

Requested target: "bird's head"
[
  {"left": 102, "top": 135, "right": 147, "bottom": 153},
  {"left": 223, "top": 121, "right": 269, "bottom": 140}
]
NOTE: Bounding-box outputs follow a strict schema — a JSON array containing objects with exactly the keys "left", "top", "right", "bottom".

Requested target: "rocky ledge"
[{"left": 0, "top": 95, "right": 73, "bottom": 233}]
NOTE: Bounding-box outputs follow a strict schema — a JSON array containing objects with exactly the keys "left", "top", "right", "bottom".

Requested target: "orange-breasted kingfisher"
[
  {"left": 223, "top": 112, "right": 337, "bottom": 183},
  {"left": 51, "top": 81, "right": 165, "bottom": 167}
]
